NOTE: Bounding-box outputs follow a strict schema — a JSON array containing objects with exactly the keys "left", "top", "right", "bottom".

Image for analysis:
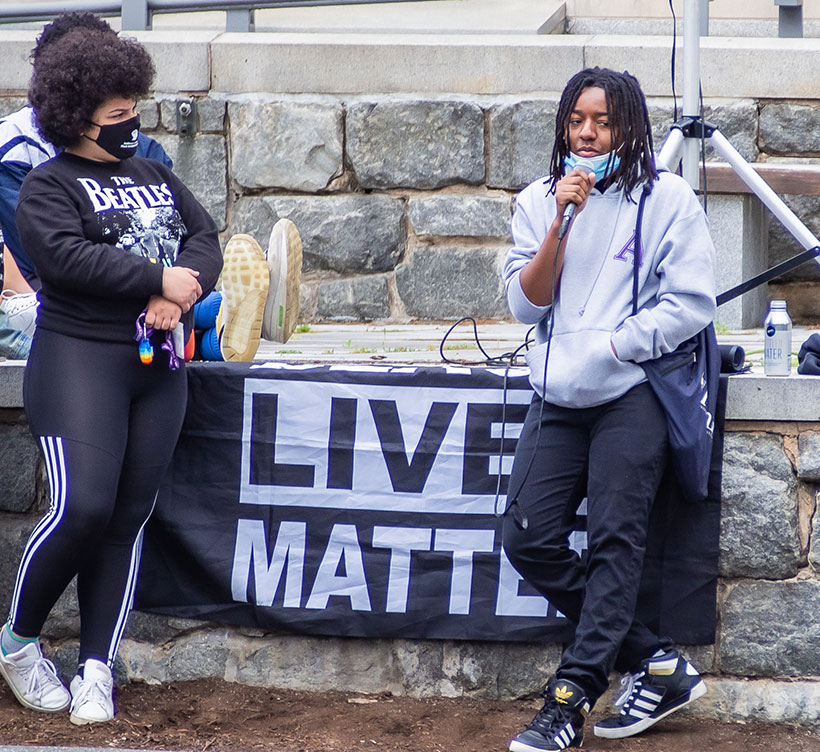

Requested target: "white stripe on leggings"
[
  {"left": 9, "top": 436, "right": 68, "bottom": 626},
  {"left": 106, "top": 492, "right": 158, "bottom": 667}
]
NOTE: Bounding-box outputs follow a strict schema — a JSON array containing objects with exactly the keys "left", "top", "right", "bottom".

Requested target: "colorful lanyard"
[{"left": 134, "top": 310, "right": 181, "bottom": 371}]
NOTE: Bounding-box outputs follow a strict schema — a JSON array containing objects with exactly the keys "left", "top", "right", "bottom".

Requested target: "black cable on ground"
[{"left": 438, "top": 317, "right": 533, "bottom": 367}]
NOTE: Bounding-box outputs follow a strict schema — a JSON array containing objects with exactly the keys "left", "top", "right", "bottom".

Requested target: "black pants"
[
  {"left": 10, "top": 328, "right": 186, "bottom": 668},
  {"left": 502, "top": 382, "right": 669, "bottom": 703}
]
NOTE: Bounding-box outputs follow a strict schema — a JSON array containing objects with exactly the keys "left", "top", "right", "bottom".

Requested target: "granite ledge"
[{"left": 2, "top": 361, "right": 820, "bottom": 422}]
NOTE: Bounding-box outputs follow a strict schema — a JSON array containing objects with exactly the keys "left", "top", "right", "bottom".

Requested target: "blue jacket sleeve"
[
  {"left": 136, "top": 134, "right": 173, "bottom": 169},
  {"left": 0, "top": 160, "right": 38, "bottom": 284}
]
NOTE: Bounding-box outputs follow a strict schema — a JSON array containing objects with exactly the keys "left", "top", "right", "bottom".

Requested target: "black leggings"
[
  {"left": 10, "top": 328, "right": 186, "bottom": 668},
  {"left": 503, "top": 383, "right": 669, "bottom": 703}
]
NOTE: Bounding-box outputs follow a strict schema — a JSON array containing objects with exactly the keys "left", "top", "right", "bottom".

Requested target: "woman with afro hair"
[{"left": 0, "top": 27, "right": 222, "bottom": 724}]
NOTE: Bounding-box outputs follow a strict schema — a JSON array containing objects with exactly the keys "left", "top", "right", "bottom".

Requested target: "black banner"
[{"left": 135, "top": 362, "right": 718, "bottom": 644}]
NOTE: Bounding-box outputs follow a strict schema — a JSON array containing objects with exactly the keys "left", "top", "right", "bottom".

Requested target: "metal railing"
[
  {"left": 775, "top": 0, "right": 803, "bottom": 38},
  {"left": 698, "top": 0, "right": 804, "bottom": 38},
  {"left": 0, "top": 0, "right": 446, "bottom": 33},
  {"left": 0, "top": 0, "right": 807, "bottom": 36}
]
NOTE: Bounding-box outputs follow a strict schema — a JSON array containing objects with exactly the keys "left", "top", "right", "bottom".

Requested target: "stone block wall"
[
  {"left": 216, "top": 94, "right": 514, "bottom": 322},
  {"left": 3, "top": 402, "right": 820, "bottom": 727},
  {"left": 3, "top": 91, "right": 820, "bottom": 325}
]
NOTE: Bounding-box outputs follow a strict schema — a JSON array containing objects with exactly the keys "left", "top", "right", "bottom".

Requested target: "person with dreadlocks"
[{"left": 502, "top": 67, "right": 716, "bottom": 751}]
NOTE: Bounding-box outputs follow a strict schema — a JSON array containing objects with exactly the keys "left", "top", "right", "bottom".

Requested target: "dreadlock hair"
[
  {"left": 548, "top": 67, "right": 658, "bottom": 202},
  {"left": 31, "top": 11, "right": 115, "bottom": 65}
]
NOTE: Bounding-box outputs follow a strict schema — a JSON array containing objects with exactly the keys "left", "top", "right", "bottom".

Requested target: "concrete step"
[
  {"left": 2, "top": 26, "right": 819, "bottom": 98},
  {"left": 150, "top": 0, "right": 565, "bottom": 36},
  {"left": 208, "top": 32, "right": 820, "bottom": 98}
]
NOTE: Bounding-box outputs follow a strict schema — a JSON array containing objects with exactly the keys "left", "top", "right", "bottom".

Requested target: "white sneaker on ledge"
[
  {"left": 217, "top": 234, "right": 269, "bottom": 362},
  {"left": 0, "top": 290, "right": 38, "bottom": 337},
  {"left": 0, "top": 640, "right": 70, "bottom": 712},
  {"left": 69, "top": 658, "right": 114, "bottom": 725},
  {"left": 262, "top": 218, "right": 302, "bottom": 343}
]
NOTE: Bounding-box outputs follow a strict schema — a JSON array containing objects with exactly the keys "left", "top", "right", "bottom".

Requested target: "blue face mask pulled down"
[{"left": 564, "top": 151, "right": 621, "bottom": 183}]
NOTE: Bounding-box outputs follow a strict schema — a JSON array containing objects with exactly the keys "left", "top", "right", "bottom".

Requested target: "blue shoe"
[
  {"left": 593, "top": 649, "right": 706, "bottom": 739},
  {"left": 193, "top": 289, "right": 222, "bottom": 330},
  {"left": 509, "top": 679, "right": 589, "bottom": 751}
]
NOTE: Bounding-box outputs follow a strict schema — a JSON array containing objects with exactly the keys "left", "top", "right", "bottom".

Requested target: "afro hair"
[
  {"left": 29, "top": 29, "right": 154, "bottom": 149},
  {"left": 32, "top": 11, "right": 115, "bottom": 65}
]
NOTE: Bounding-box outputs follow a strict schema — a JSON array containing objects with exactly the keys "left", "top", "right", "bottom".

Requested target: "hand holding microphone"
[{"left": 557, "top": 159, "right": 597, "bottom": 240}]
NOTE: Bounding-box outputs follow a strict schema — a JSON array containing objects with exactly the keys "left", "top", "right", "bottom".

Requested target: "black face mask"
[{"left": 87, "top": 114, "right": 140, "bottom": 160}]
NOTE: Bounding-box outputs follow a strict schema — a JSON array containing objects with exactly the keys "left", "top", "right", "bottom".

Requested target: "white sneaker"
[
  {"left": 262, "top": 219, "right": 302, "bottom": 343},
  {"left": 69, "top": 658, "right": 114, "bottom": 725},
  {"left": 0, "top": 290, "right": 38, "bottom": 337},
  {"left": 217, "top": 234, "right": 269, "bottom": 361},
  {"left": 0, "top": 640, "right": 70, "bottom": 712}
]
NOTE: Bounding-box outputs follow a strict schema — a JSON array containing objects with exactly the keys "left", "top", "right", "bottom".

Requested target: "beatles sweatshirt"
[{"left": 16, "top": 151, "right": 222, "bottom": 343}]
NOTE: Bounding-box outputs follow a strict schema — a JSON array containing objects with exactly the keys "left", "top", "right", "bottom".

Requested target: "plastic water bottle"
[{"left": 763, "top": 300, "right": 792, "bottom": 376}]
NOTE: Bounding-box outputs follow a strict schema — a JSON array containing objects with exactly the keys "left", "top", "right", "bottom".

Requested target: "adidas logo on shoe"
[{"left": 509, "top": 678, "right": 589, "bottom": 751}]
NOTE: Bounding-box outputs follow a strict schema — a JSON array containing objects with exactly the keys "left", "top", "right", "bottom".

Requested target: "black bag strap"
[{"left": 632, "top": 186, "right": 651, "bottom": 316}]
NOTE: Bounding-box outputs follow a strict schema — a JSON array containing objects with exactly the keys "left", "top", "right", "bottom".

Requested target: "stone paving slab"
[
  {"left": 255, "top": 321, "right": 531, "bottom": 363},
  {"left": 252, "top": 323, "right": 820, "bottom": 424},
  {"left": 253, "top": 322, "right": 781, "bottom": 371}
]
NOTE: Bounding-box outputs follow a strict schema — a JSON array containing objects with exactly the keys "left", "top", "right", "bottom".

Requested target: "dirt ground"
[{"left": 1, "top": 679, "right": 819, "bottom": 752}]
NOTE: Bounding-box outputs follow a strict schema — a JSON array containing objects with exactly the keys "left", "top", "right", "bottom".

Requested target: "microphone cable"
[
  {"left": 437, "top": 228, "right": 565, "bottom": 520},
  {"left": 438, "top": 317, "right": 529, "bottom": 367},
  {"left": 500, "top": 230, "right": 565, "bottom": 521},
  {"left": 438, "top": 317, "right": 534, "bottom": 517},
  {"left": 437, "top": 317, "right": 532, "bottom": 518}
]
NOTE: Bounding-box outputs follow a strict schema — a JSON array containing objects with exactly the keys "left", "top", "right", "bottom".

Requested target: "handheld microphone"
[{"left": 558, "top": 159, "right": 596, "bottom": 240}]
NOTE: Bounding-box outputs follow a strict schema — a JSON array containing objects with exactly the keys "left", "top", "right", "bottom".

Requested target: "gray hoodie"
[{"left": 504, "top": 170, "right": 716, "bottom": 408}]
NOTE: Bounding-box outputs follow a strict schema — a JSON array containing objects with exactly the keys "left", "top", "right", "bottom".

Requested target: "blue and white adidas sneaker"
[
  {"left": 509, "top": 678, "right": 590, "bottom": 751},
  {"left": 593, "top": 648, "right": 706, "bottom": 739}
]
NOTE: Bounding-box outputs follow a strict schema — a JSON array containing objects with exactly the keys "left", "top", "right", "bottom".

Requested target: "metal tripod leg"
[
  {"left": 659, "top": 125, "right": 820, "bottom": 257},
  {"left": 708, "top": 130, "right": 820, "bottom": 253},
  {"left": 661, "top": 0, "right": 818, "bottom": 321},
  {"left": 657, "top": 128, "right": 685, "bottom": 176}
]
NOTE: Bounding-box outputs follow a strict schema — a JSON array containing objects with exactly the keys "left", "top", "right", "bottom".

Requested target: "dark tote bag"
[
  {"left": 628, "top": 187, "right": 723, "bottom": 643},
  {"left": 640, "top": 324, "right": 720, "bottom": 502}
]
